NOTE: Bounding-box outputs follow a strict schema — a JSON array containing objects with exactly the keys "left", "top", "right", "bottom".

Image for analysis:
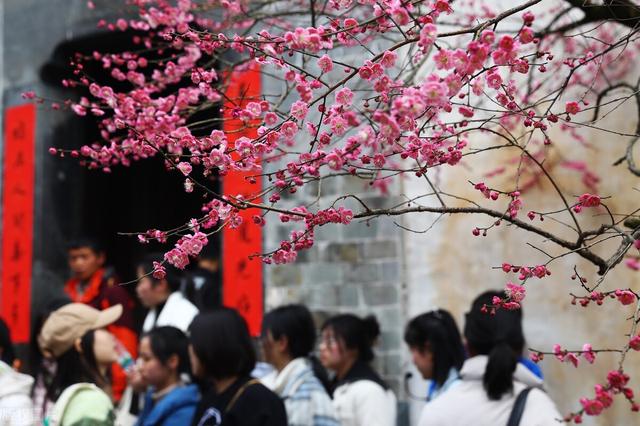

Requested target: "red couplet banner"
[
  {"left": 222, "top": 64, "right": 263, "bottom": 336},
  {"left": 1, "top": 104, "right": 36, "bottom": 343}
]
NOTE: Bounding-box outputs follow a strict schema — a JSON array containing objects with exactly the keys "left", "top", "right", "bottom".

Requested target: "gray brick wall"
[{"left": 265, "top": 207, "right": 407, "bottom": 365}]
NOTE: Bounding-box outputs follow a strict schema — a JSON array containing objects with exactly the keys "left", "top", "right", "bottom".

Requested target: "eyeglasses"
[{"left": 319, "top": 335, "right": 338, "bottom": 347}]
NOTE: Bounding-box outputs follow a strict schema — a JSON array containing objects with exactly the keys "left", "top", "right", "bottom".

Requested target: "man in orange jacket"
[{"left": 64, "top": 238, "right": 137, "bottom": 402}]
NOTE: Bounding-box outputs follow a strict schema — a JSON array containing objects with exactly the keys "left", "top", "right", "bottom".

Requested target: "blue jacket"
[{"left": 136, "top": 384, "right": 199, "bottom": 426}]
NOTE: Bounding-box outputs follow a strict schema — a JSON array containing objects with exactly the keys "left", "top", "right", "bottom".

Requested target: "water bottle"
[{"left": 115, "top": 339, "right": 135, "bottom": 372}]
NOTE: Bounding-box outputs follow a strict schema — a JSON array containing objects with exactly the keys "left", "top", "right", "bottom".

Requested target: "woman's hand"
[{"left": 127, "top": 364, "right": 147, "bottom": 393}]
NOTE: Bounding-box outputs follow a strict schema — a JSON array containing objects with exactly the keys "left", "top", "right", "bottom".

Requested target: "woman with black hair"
[
  {"left": 136, "top": 255, "right": 199, "bottom": 333},
  {"left": 319, "top": 314, "right": 396, "bottom": 426},
  {"left": 38, "top": 303, "right": 123, "bottom": 425},
  {"left": 404, "top": 309, "right": 465, "bottom": 402},
  {"left": 261, "top": 305, "right": 338, "bottom": 426},
  {"left": 135, "top": 326, "right": 199, "bottom": 425},
  {"left": 0, "top": 318, "right": 16, "bottom": 366},
  {"left": 0, "top": 318, "right": 34, "bottom": 426},
  {"left": 189, "top": 308, "right": 287, "bottom": 426},
  {"left": 418, "top": 291, "right": 560, "bottom": 426}
]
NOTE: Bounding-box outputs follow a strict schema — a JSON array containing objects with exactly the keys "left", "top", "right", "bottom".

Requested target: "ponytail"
[
  {"left": 361, "top": 315, "right": 380, "bottom": 362},
  {"left": 483, "top": 341, "right": 517, "bottom": 400},
  {"left": 464, "top": 290, "right": 526, "bottom": 400}
]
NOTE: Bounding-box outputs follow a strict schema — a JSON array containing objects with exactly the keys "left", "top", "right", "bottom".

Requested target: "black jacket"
[{"left": 191, "top": 376, "right": 287, "bottom": 426}]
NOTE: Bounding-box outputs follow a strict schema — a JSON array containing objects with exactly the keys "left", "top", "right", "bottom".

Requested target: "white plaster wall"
[{"left": 401, "top": 108, "right": 640, "bottom": 426}]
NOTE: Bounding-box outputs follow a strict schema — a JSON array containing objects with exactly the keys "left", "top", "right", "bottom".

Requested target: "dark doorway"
[{"left": 41, "top": 29, "right": 219, "bottom": 287}]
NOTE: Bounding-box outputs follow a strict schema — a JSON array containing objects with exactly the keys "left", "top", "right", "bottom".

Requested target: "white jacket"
[
  {"left": 418, "top": 355, "right": 561, "bottom": 426},
  {"left": 142, "top": 291, "right": 199, "bottom": 333},
  {"left": 332, "top": 362, "right": 396, "bottom": 426},
  {"left": 0, "top": 361, "right": 34, "bottom": 426}
]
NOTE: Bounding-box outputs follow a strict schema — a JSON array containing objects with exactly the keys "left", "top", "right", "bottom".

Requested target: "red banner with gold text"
[
  {"left": 222, "top": 64, "right": 263, "bottom": 336},
  {"left": 1, "top": 104, "right": 36, "bottom": 343}
]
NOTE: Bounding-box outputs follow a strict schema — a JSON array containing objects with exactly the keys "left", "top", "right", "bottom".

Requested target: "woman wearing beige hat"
[{"left": 38, "top": 302, "right": 123, "bottom": 426}]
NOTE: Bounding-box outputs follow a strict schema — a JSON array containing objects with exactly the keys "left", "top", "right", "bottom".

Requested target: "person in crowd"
[
  {"left": 319, "top": 314, "right": 396, "bottom": 426},
  {"left": 0, "top": 318, "right": 34, "bottom": 426},
  {"left": 0, "top": 318, "right": 16, "bottom": 366},
  {"left": 189, "top": 308, "right": 287, "bottom": 426},
  {"left": 29, "top": 297, "right": 71, "bottom": 421},
  {"left": 183, "top": 242, "right": 221, "bottom": 311},
  {"left": 135, "top": 326, "right": 199, "bottom": 425},
  {"left": 64, "top": 237, "right": 137, "bottom": 401},
  {"left": 418, "top": 291, "right": 561, "bottom": 425},
  {"left": 38, "top": 303, "right": 123, "bottom": 425},
  {"left": 404, "top": 309, "right": 465, "bottom": 401},
  {"left": 261, "top": 305, "right": 338, "bottom": 426},
  {"left": 136, "top": 255, "right": 199, "bottom": 333}
]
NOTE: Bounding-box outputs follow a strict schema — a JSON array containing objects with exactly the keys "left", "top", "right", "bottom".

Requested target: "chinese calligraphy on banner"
[
  {"left": 222, "top": 64, "right": 263, "bottom": 336},
  {"left": 1, "top": 104, "right": 35, "bottom": 343}
]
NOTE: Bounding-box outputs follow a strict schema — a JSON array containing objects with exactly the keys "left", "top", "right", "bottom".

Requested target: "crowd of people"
[{"left": 0, "top": 239, "right": 563, "bottom": 425}]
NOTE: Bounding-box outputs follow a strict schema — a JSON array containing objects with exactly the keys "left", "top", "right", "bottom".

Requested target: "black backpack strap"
[{"left": 507, "top": 387, "right": 533, "bottom": 426}]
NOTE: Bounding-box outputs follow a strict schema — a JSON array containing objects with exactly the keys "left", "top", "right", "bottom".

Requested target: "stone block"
[
  {"left": 363, "top": 240, "right": 398, "bottom": 259},
  {"left": 269, "top": 264, "right": 303, "bottom": 287},
  {"left": 343, "top": 220, "right": 378, "bottom": 240},
  {"left": 302, "top": 284, "right": 361, "bottom": 309},
  {"left": 340, "top": 175, "right": 369, "bottom": 195},
  {"left": 377, "top": 217, "right": 402, "bottom": 237},
  {"left": 304, "top": 180, "right": 320, "bottom": 197},
  {"left": 344, "top": 263, "right": 381, "bottom": 283},
  {"left": 379, "top": 353, "right": 403, "bottom": 376},
  {"left": 302, "top": 263, "right": 343, "bottom": 285},
  {"left": 381, "top": 261, "right": 401, "bottom": 283},
  {"left": 310, "top": 309, "right": 335, "bottom": 328},
  {"left": 315, "top": 223, "right": 342, "bottom": 242},
  {"left": 374, "top": 307, "right": 402, "bottom": 332},
  {"left": 363, "top": 284, "right": 398, "bottom": 306},
  {"left": 323, "top": 242, "right": 360, "bottom": 263},
  {"left": 295, "top": 246, "right": 319, "bottom": 263},
  {"left": 379, "top": 331, "right": 402, "bottom": 352},
  {"left": 360, "top": 195, "right": 398, "bottom": 210},
  {"left": 337, "top": 285, "right": 360, "bottom": 307},
  {"left": 265, "top": 286, "right": 303, "bottom": 309},
  {"left": 320, "top": 177, "right": 340, "bottom": 196},
  {"left": 306, "top": 177, "right": 340, "bottom": 197},
  {"left": 272, "top": 224, "right": 295, "bottom": 245},
  {"left": 279, "top": 186, "right": 298, "bottom": 201},
  {"left": 304, "top": 286, "right": 338, "bottom": 307}
]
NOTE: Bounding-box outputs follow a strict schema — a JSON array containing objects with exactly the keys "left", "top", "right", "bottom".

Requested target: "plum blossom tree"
[{"left": 30, "top": 0, "right": 640, "bottom": 422}]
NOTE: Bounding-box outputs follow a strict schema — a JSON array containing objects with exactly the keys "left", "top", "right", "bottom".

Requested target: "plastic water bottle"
[{"left": 115, "top": 340, "right": 134, "bottom": 372}]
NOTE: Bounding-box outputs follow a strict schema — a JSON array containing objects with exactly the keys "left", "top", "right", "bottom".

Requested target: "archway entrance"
[{"left": 41, "top": 30, "right": 219, "bottom": 297}]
